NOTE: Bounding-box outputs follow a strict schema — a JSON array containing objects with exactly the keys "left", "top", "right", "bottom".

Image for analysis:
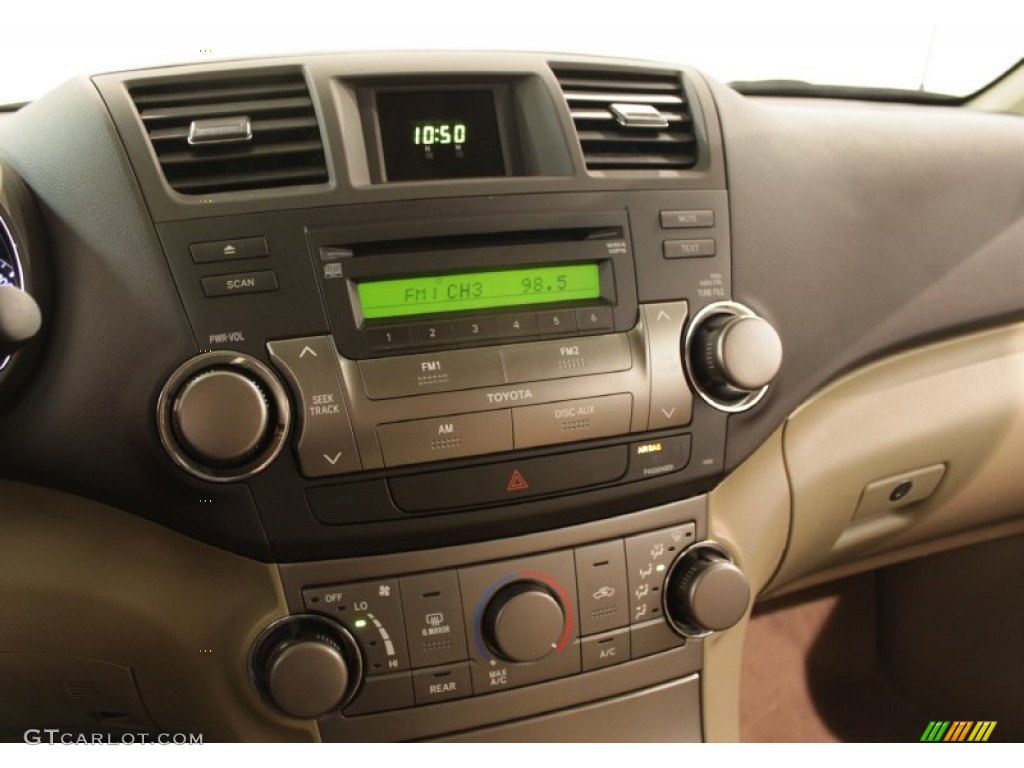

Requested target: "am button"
[{"left": 376, "top": 410, "right": 513, "bottom": 467}]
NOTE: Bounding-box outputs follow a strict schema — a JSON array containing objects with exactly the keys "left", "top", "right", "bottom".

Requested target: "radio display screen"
[
  {"left": 356, "top": 264, "right": 602, "bottom": 320},
  {"left": 376, "top": 90, "right": 506, "bottom": 181}
]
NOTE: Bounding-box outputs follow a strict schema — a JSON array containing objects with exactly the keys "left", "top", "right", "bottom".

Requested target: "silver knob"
[
  {"left": 0, "top": 285, "right": 41, "bottom": 358},
  {"left": 484, "top": 582, "right": 567, "bottom": 663},
  {"left": 173, "top": 369, "right": 270, "bottom": 466},
  {"left": 265, "top": 634, "right": 352, "bottom": 719},
  {"left": 157, "top": 351, "right": 291, "bottom": 482},
  {"left": 708, "top": 315, "right": 782, "bottom": 392},
  {"left": 665, "top": 543, "right": 750, "bottom": 636},
  {"left": 686, "top": 302, "right": 782, "bottom": 412},
  {"left": 252, "top": 616, "right": 362, "bottom": 720}
]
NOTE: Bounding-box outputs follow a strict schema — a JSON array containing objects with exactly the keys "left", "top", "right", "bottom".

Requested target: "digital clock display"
[
  {"left": 377, "top": 90, "right": 506, "bottom": 181},
  {"left": 356, "top": 264, "right": 601, "bottom": 320}
]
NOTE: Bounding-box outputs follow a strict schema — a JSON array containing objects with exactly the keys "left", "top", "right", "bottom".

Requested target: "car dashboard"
[{"left": 1, "top": 51, "right": 1023, "bottom": 742}]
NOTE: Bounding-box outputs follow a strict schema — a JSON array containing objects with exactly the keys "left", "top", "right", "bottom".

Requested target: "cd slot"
[{"left": 338, "top": 225, "right": 624, "bottom": 258}]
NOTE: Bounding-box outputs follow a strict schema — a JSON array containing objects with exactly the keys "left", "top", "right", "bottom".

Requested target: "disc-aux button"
[{"left": 513, "top": 393, "right": 633, "bottom": 449}]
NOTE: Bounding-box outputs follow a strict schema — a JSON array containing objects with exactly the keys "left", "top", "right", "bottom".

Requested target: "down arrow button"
[{"left": 267, "top": 336, "right": 362, "bottom": 478}]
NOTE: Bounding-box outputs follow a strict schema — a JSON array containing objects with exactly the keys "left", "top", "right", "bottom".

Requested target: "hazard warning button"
[
  {"left": 388, "top": 446, "right": 628, "bottom": 513},
  {"left": 507, "top": 469, "right": 530, "bottom": 492}
]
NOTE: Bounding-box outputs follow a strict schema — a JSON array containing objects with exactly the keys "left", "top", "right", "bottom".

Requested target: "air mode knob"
[
  {"left": 251, "top": 616, "right": 362, "bottom": 719},
  {"left": 483, "top": 582, "right": 567, "bottom": 663},
  {"left": 686, "top": 302, "right": 782, "bottom": 412},
  {"left": 665, "top": 543, "right": 750, "bottom": 637},
  {"left": 157, "top": 351, "right": 291, "bottom": 482}
]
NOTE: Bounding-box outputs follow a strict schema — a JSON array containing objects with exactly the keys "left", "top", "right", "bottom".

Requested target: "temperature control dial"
[
  {"left": 664, "top": 543, "right": 750, "bottom": 637},
  {"left": 157, "top": 351, "right": 291, "bottom": 482},
  {"left": 483, "top": 581, "right": 567, "bottom": 663},
  {"left": 685, "top": 301, "right": 782, "bottom": 412}
]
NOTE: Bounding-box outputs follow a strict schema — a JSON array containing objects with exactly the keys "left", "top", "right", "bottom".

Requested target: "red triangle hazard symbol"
[{"left": 506, "top": 469, "right": 529, "bottom": 492}]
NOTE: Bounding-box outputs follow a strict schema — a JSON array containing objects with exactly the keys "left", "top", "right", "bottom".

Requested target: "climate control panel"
[{"left": 253, "top": 521, "right": 750, "bottom": 721}]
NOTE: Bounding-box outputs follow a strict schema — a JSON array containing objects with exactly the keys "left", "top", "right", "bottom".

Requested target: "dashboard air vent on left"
[
  {"left": 128, "top": 71, "right": 329, "bottom": 195},
  {"left": 552, "top": 67, "right": 698, "bottom": 172}
]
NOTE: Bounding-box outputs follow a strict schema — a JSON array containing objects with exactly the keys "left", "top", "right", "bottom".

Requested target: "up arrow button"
[
  {"left": 642, "top": 302, "right": 693, "bottom": 430},
  {"left": 266, "top": 336, "right": 363, "bottom": 477}
]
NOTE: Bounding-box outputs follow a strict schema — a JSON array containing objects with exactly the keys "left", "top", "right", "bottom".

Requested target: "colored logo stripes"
[{"left": 920, "top": 720, "right": 997, "bottom": 742}]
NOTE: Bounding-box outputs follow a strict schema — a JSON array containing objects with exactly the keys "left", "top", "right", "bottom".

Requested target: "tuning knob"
[
  {"left": 483, "top": 581, "right": 567, "bottom": 663},
  {"left": 157, "top": 351, "right": 291, "bottom": 482},
  {"left": 665, "top": 543, "right": 750, "bottom": 637},
  {"left": 686, "top": 302, "right": 782, "bottom": 412},
  {"left": 252, "top": 616, "right": 362, "bottom": 719}
]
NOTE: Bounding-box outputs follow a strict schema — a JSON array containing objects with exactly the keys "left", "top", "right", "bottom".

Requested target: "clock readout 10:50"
[{"left": 414, "top": 121, "right": 467, "bottom": 146}]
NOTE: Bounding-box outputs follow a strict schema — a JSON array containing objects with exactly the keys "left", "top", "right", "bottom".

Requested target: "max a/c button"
[{"left": 201, "top": 270, "right": 278, "bottom": 297}]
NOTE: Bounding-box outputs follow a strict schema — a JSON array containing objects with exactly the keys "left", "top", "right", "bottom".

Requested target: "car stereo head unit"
[{"left": 311, "top": 211, "right": 638, "bottom": 361}]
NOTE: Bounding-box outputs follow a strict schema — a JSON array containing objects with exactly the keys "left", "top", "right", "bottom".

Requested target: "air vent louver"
[
  {"left": 553, "top": 68, "right": 698, "bottom": 171},
  {"left": 129, "top": 71, "right": 328, "bottom": 195}
]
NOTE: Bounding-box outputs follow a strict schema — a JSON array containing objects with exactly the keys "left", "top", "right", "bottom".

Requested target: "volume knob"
[
  {"left": 173, "top": 369, "right": 270, "bottom": 466},
  {"left": 157, "top": 351, "right": 291, "bottom": 482}
]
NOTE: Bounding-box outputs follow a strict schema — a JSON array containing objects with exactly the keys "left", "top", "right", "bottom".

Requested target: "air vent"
[
  {"left": 129, "top": 71, "right": 329, "bottom": 195},
  {"left": 552, "top": 68, "right": 698, "bottom": 171}
]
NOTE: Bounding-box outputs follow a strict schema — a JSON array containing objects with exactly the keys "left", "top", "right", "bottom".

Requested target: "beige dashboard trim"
[
  {"left": 772, "top": 321, "right": 1024, "bottom": 592},
  {"left": 703, "top": 429, "right": 791, "bottom": 742},
  {"left": 0, "top": 481, "right": 315, "bottom": 742}
]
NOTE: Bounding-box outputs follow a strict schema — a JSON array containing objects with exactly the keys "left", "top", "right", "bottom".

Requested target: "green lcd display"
[{"left": 357, "top": 264, "right": 601, "bottom": 320}]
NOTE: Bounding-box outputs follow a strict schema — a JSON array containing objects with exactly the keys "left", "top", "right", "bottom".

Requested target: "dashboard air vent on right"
[
  {"left": 129, "top": 71, "right": 329, "bottom": 195},
  {"left": 552, "top": 68, "right": 698, "bottom": 171}
]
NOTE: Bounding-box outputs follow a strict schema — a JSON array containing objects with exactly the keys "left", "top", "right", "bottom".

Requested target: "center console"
[{"left": 89, "top": 53, "right": 783, "bottom": 740}]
